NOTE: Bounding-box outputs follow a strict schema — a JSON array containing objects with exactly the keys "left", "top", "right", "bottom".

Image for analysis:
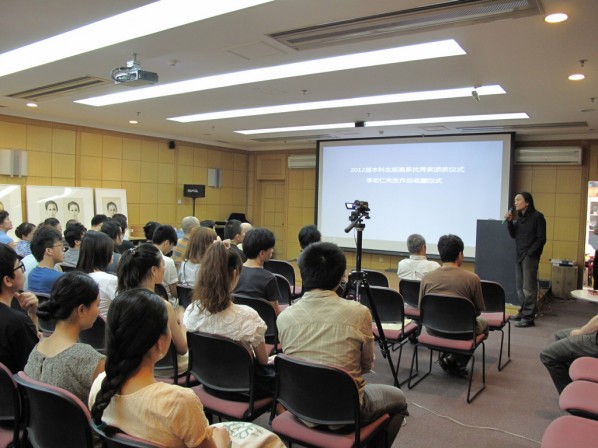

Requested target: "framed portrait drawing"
[
  {"left": 26, "top": 186, "right": 94, "bottom": 228},
  {"left": 0, "top": 184, "right": 23, "bottom": 240},
  {"left": 95, "top": 188, "right": 128, "bottom": 218}
]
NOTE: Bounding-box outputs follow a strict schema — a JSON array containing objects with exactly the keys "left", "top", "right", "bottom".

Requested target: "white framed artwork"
[
  {"left": 95, "top": 188, "right": 128, "bottom": 218},
  {"left": 0, "top": 184, "right": 23, "bottom": 240},
  {"left": 26, "top": 186, "right": 94, "bottom": 228}
]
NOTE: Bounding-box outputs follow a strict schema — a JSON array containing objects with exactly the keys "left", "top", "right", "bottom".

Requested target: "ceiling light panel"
[
  {"left": 169, "top": 85, "right": 505, "bottom": 122},
  {"left": 75, "top": 39, "right": 466, "bottom": 106},
  {"left": 0, "top": 0, "right": 274, "bottom": 77}
]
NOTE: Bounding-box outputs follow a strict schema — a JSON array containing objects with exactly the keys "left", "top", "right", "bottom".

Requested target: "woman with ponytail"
[
  {"left": 116, "top": 243, "right": 188, "bottom": 369},
  {"left": 25, "top": 271, "right": 105, "bottom": 403},
  {"left": 89, "top": 289, "right": 231, "bottom": 448},
  {"left": 184, "top": 241, "right": 275, "bottom": 399}
]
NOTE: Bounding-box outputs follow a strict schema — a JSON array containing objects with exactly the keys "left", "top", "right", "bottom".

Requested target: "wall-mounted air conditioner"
[
  {"left": 0, "top": 148, "right": 28, "bottom": 177},
  {"left": 288, "top": 154, "right": 316, "bottom": 169},
  {"left": 514, "top": 147, "right": 582, "bottom": 165}
]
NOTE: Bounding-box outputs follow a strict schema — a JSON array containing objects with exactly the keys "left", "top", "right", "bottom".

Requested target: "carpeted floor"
[{"left": 255, "top": 295, "right": 597, "bottom": 447}]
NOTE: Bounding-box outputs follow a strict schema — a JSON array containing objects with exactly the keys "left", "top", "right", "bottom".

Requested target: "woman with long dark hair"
[
  {"left": 178, "top": 227, "right": 217, "bottom": 287},
  {"left": 89, "top": 289, "right": 231, "bottom": 447},
  {"left": 25, "top": 271, "right": 104, "bottom": 403}
]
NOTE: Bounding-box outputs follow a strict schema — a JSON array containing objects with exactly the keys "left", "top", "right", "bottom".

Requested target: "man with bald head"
[{"left": 172, "top": 216, "right": 200, "bottom": 267}]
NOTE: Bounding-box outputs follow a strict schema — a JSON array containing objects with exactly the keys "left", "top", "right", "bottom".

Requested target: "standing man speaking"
[{"left": 505, "top": 192, "right": 547, "bottom": 328}]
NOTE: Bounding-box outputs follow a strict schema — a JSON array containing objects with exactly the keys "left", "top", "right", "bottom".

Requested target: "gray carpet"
[{"left": 255, "top": 296, "right": 597, "bottom": 447}]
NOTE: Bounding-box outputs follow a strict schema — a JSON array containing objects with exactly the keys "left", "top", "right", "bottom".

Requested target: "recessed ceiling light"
[
  {"left": 26, "top": 102, "right": 38, "bottom": 108},
  {"left": 568, "top": 73, "right": 585, "bottom": 81},
  {"left": 76, "top": 39, "right": 466, "bottom": 106},
  {"left": 0, "top": 0, "right": 273, "bottom": 77},
  {"left": 128, "top": 119, "right": 139, "bottom": 124},
  {"left": 168, "top": 85, "right": 505, "bottom": 122},
  {"left": 545, "top": 13, "right": 568, "bottom": 23},
  {"left": 236, "top": 113, "right": 529, "bottom": 135}
]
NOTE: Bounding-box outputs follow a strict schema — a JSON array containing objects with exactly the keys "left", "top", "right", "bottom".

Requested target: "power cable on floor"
[{"left": 408, "top": 400, "right": 541, "bottom": 445}]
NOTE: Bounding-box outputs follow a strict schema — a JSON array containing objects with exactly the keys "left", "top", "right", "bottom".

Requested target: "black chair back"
[
  {"left": 0, "top": 362, "right": 21, "bottom": 447},
  {"left": 363, "top": 269, "right": 389, "bottom": 287},
  {"left": 399, "top": 279, "right": 421, "bottom": 309},
  {"left": 93, "top": 424, "right": 164, "bottom": 448},
  {"left": 176, "top": 284, "right": 193, "bottom": 309},
  {"left": 59, "top": 264, "right": 76, "bottom": 272},
  {"left": 420, "top": 294, "right": 477, "bottom": 337},
  {"left": 79, "top": 316, "right": 106, "bottom": 352},
  {"left": 14, "top": 372, "right": 94, "bottom": 448},
  {"left": 272, "top": 274, "right": 292, "bottom": 305},
  {"left": 34, "top": 293, "right": 56, "bottom": 334},
  {"left": 264, "top": 260, "right": 297, "bottom": 295},
  {"left": 480, "top": 280, "right": 507, "bottom": 314},
  {"left": 154, "top": 284, "right": 169, "bottom": 301},
  {"left": 154, "top": 342, "right": 178, "bottom": 380},
  {"left": 359, "top": 286, "right": 406, "bottom": 326},
  {"left": 233, "top": 294, "right": 279, "bottom": 347}
]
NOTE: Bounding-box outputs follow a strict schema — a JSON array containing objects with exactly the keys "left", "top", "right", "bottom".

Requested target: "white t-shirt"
[
  {"left": 184, "top": 303, "right": 266, "bottom": 349},
  {"left": 162, "top": 253, "right": 179, "bottom": 294},
  {"left": 88, "top": 271, "right": 118, "bottom": 319},
  {"left": 397, "top": 255, "right": 440, "bottom": 281},
  {"left": 178, "top": 261, "right": 200, "bottom": 287}
]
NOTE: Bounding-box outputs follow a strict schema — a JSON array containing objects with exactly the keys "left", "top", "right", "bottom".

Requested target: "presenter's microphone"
[{"left": 502, "top": 207, "right": 514, "bottom": 224}]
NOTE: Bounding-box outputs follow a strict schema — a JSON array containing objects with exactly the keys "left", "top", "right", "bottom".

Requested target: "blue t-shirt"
[
  {"left": 0, "top": 231, "right": 13, "bottom": 245},
  {"left": 27, "top": 267, "right": 63, "bottom": 295}
]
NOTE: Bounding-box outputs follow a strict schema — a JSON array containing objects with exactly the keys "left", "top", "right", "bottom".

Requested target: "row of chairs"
[{"left": 542, "top": 357, "right": 598, "bottom": 447}]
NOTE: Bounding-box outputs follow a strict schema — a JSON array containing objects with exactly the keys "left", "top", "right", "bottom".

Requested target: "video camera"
[{"left": 344, "top": 200, "right": 370, "bottom": 233}]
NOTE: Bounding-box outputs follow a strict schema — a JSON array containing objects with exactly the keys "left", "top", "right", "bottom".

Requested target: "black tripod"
[{"left": 341, "top": 217, "right": 401, "bottom": 387}]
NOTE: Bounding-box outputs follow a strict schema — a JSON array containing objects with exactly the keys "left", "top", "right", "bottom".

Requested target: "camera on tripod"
[{"left": 344, "top": 200, "right": 370, "bottom": 234}]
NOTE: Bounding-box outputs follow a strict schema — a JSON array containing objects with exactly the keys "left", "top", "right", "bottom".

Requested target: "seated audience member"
[
  {"left": 178, "top": 227, "right": 217, "bottom": 287},
  {"left": 298, "top": 224, "right": 321, "bottom": 250},
  {"left": 100, "top": 220, "right": 123, "bottom": 273},
  {"left": 152, "top": 225, "right": 179, "bottom": 299},
  {"left": 77, "top": 231, "right": 118, "bottom": 319},
  {"left": 224, "top": 219, "right": 247, "bottom": 262},
  {"left": 90, "top": 214, "right": 109, "bottom": 232},
  {"left": 172, "top": 216, "right": 200, "bottom": 267},
  {"left": 277, "top": 242, "right": 408, "bottom": 447},
  {"left": 238, "top": 222, "right": 253, "bottom": 251},
  {"left": 540, "top": 314, "right": 598, "bottom": 394},
  {"left": 143, "top": 221, "right": 160, "bottom": 242},
  {"left": 116, "top": 244, "right": 188, "bottom": 369},
  {"left": 200, "top": 219, "right": 215, "bottom": 229},
  {"left": 0, "top": 244, "right": 39, "bottom": 373},
  {"left": 65, "top": 219, "right": 79, "bottom": 229},
  {"left": 0, "top": 211, "right": 16, "bottom": 247},
  {"left": 63, "top": 222, "right": 86, "bottom": 266},
  {"left": 397, "top": 233, "right": 440, "bottom": 280},
  {"left": 112, "top": 213, "right": 134, "bottom": 252},
  {"left": 25, "top": 272, "right": 105, "bottom": 404},
  {"left": 89, "top": 289, "right": 231, "bottom": 448},
  {"left": 43, "top": 217, "right": 62, "bottom": 234},
  {"left": 235, "top": 228, "right": 282, "bottom": 314},
  {"left": 419, "top": 234, "right": 487, "bottom": 376},
  {"left": 15, "top": 222, "right": 36, "bottom": 257},
  {"left": 28, "top": 227, "right": 65, "bottom": 294},
  {"left": 184, "top": 242, "right": 275, "bottom": 398}
]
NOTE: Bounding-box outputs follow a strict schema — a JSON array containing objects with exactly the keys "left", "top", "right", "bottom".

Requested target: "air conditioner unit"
[
  {"left": 514, "top": 147, "right": 582, "bottom": 165},
  {"left": 288, "top": 154, "right": 316, "bottom": 169}
]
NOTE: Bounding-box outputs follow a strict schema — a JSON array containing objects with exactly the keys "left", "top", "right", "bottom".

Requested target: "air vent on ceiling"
[
  {"left": 288, "top": 154, "right": 317, "bottom": 169},
  {"left": 515, "top": 147, "right": 582, "bottom": 165},
  {"left": 6, "top": 76, "right": 110, "bottom": 101},
  {"left": 251, "top": 134, "right": 334, "bottom": 143},
  {"left": 456, "top": 122, "right": 588, "bottom": 132},
  {"left": 269, "top": 0, "right": 542, "bottom": 50}
]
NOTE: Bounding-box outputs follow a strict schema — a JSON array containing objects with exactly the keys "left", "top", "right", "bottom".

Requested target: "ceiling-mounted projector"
[{"left": 111, "top": 53, "right": 158, "bottom": 86}]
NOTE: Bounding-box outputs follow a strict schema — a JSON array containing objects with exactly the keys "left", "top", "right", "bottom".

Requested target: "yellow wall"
[
  {"left": 2, "top": 113, "right": 597, "bottom": 288},
  {"left": 0, "top": 115, "right": 248, "bottom": 230}
]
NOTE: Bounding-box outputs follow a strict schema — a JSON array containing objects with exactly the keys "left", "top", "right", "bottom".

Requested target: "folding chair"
[
  {"left": 186, "top": 331, "right": 274, "bottom": 422},
  {"left": 408, "top": 294, "right": 487, "bottom": 403},
  {"left": 176, "top": 284, "right": 193, "bottom": 310},
  {"left": 233, "top": 294, "right": 280, "bottom": 353},
  {"left": 272, "top": 273, "right": 292, "bottom": 307},
  {"left": 541, "top": 415, "right": 598, "bottom": 448},
  {"left": 14, "top": 372, "right": 94, "bottom": 448},
  {"left": 154, "top": 342, "right": 197, "bottom": 387},
  {"left": 570, "top": 357, "right": 598, "bottom": 383},
  {"left": 398, "top": 279, "right": 421, "bottom": 321},
  {"left": 79, "top": 316, "right": 106, "bottom": 353},
  {"left": 270, "top": 354, "right": 390, "bottom": 448},
  {"left": 480, "top": 280, "right": 511, "bottom": 370},
  {"left": 363, "top": 270, "right": 389, "bottom": 287},
  {"left": 0, "top": 362, "right": 21, "bottom": 448},
  {"left": 93, "top": 423, "right": 165, "bottom": 448},
  {"left": 33, "top": 293, "right": 55, "bottom": 334},
  {"left": 358, "top": 286, "right": 419, "bottom": 386},
  {"left": 559, "top": 380, "right": 598, "bottom": 420},
  {"left": 264, "top": 259, "right": 301, "bottom": 298}
]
